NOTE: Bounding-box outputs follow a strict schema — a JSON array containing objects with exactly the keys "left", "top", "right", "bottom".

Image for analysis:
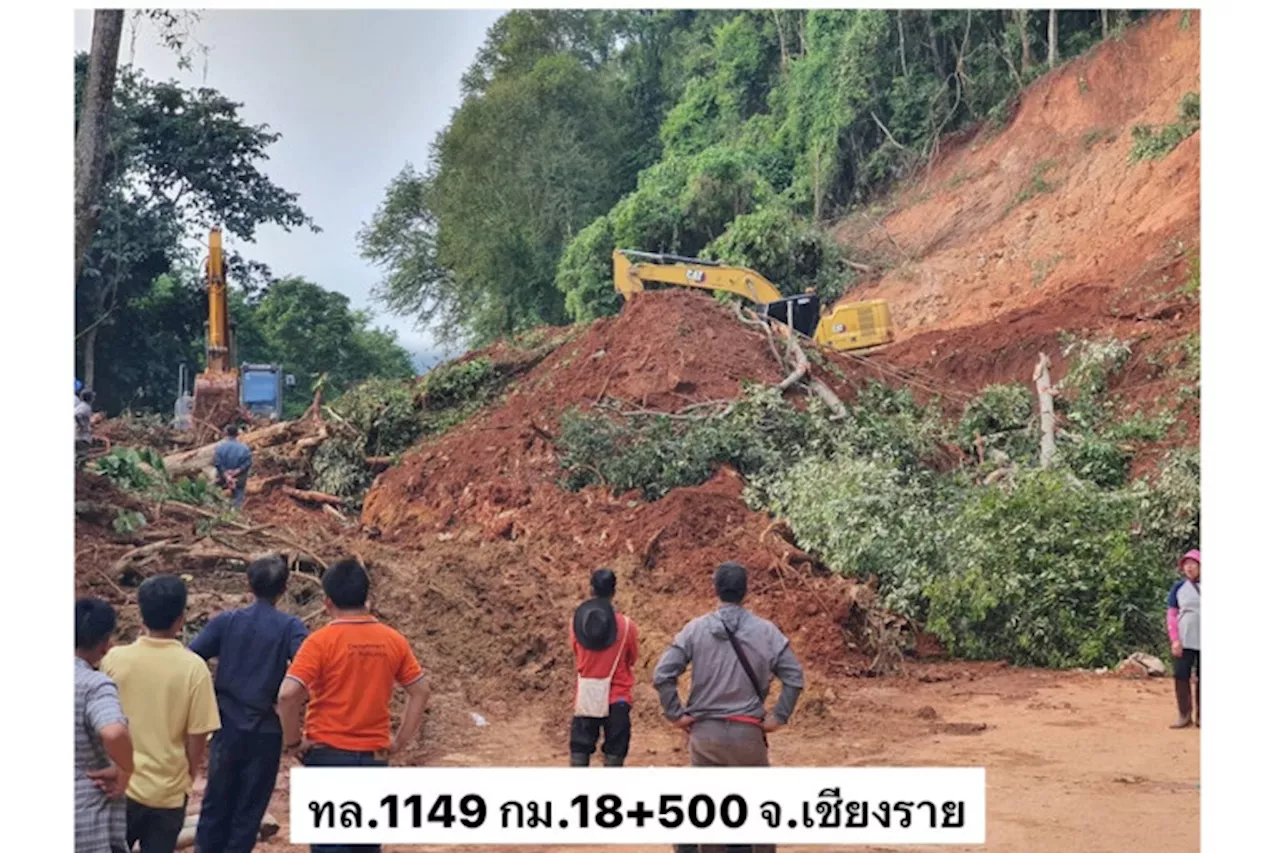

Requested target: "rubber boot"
[
  {"left": 603, "top": 753, "right": 625, "bottom": 767},
  {"left": 570, "top": 752, "right": 591, "bottom": 767},
  {"left": 1194, "top": 677, "right": 1200, "bottom": 728},
  {"left": 1170, "top": 679, "right": 1193, "bottom": 729}
]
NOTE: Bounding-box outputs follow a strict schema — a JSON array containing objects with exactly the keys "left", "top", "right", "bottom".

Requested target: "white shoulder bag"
[{"left": 574, "top": 616, "right": 630, "bottom": 718}]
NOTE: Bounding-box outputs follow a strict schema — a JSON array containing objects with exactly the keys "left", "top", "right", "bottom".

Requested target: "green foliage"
[
  {"left": 556, "top": 215, "right": 620, "bottom": 323},
  {"left": 957, "top": 383, "right": 1037, "bottom": 463},
  {"left": 1005, "top": 159, "right": 1056, "bottom": 214},
  {"left": 558, "top": 385, "right": 822, "bottom": 500},
  {"left": 1081, "top": 127, "right": 1114, "bottom": 150},
  {"left": 759, "top": 453, "right": 955, "bottom": 618},
  {"left": 371, "top": 10, "right": 1122, "bottom": 335},
  {"left": 551, "top": 351, "right": 1194, "bottom": 668},
  {"left": 165, "top": 474, "right": 221, "bottom": 506},
  {"left": 94, "top": 448, "right": 163, "bottom": 491},
  {"left": 1129, "top": 92, "right": 1200, "bottom": 162},
  {"left": 706, "top": 205, "right": 846, "bottom": 301},
  {"left": 924, "top": 472, "right": 1173, "bottom": 668},
  {"left": 315, "top": 357, "right": 507, "bottom": 502},
  {"left": 113, "top": 510, "right": 148, "bottom": 536},
  {"left": 252, "top": 277, "right": 415, "bottom": 418},
  {"left": 1058, "top": 335, "right": 1132, "bottom": 430}
]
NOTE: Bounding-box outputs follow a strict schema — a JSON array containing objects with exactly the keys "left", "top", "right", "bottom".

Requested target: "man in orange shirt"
[
  {"left": 569, "top": 568, "right": 638, "bottom": 767},
  {"left": 277, "top": 558, "right": 429, "bottom": 853}
]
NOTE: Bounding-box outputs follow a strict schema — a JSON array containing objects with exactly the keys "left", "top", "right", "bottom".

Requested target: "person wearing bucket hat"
[
  {"left": 1166, "top": 549, "right": 1201, "bottom": 728},
  {"left": 569, "top": 569, "right": 638, "bottom": 767}
]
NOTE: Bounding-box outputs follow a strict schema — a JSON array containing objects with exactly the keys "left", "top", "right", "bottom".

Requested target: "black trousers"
[
  {"left": 569, "top": 700, "right": 631, "bottom": 757},
  {"left": 126, "top": 796, "right": 187, "bottom": 853},
  {"left": 196, "top": 728, "right": 282, "bottom": 853},
  {"left": 302, "top": 745, "right": 389, "bottom": 853},
  {"left": 1173, "top": 648, "right": 1201, "bottom": 681}
]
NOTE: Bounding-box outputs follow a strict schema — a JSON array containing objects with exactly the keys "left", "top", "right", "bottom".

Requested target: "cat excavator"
[
  {"left": 188, "top": 228, "right": 287, "bottom": 438},
  {"left": 612, "top": 249, "right": 894, "bottom": 351}
]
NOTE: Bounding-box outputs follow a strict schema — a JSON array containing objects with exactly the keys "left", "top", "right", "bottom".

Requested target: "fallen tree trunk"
[
  {"left": 163, "top": 420, "right": 315, "bottom": 477},
  {"left": 282, "top": 486, "right": 346, "bottom": 506}
]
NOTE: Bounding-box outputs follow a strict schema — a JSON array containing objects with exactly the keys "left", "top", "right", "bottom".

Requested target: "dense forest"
[
  {"left": 73, "top": 53, "right": 413, "bottom": 417},
  {"left": 362, "top": 9, "right": 1148, "bottom": 346}
]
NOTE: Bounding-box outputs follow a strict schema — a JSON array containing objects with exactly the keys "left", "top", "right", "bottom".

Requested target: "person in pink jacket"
[{"left": 1166, "top": 549, "right": 1200, "bottom": 728}]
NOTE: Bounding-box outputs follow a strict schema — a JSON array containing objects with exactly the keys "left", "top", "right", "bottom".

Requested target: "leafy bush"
[
  {"left": 956, "top": 383, "right": 1036, "bottom": 463},
  {"left": 93, "top": 447, "right": 165, "bottom": 491},
  {"left": 925, "top": 472, "right": 1173, "bottom": 667},
  {"left": 1058, "top": 336, "right": 1132, "bottom": 429},
  {"left": 706, "top": 204, "right": 846, "bottom": 300},
  {"left": 556, "top": 215, "right": 620, "bottom": 323},
  {"left": 166, "top": 475, "right": 221, "bottom": 506},
  {"left": 1134, "top": 448, "right": 1200, "bottom": 559},
  {"left": 113, "top": 510, "right": 148, "bottom": 535},
  {"left": 558, "top": 385, "right": 824, "bottom": 500},
  {"left": 310, "top": 436, "right": 374, "bottom": 500},
  {"left": 1129, "top": 92, "right": 1200, "bottom": 162},
  {"left": 757, "top": 453, "right": 955, "bottom": 619}
]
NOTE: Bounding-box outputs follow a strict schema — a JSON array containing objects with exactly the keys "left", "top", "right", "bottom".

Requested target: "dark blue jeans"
[
  {"left": 196, "top": 728, "right": 282, "bottom": 853},
  {"left": 302, "top": 746, "right": 389, "bottom": 853}
]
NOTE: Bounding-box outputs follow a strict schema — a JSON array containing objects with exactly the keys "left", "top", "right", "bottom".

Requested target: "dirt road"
[{"left": 257, "top": 667, "right": 1198, "bottom": 853}]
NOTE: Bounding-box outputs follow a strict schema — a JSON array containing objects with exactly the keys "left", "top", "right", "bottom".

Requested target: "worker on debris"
[
  {"left": 277, "top": 558, "right": 430, "bottom": 853},
  {"left": 569, "top": 568, "right": 639, "bottom": 767},
  {"left": 76, "top": 390, "right": 96, "bottom": 449},
  {"left": 1167, "top": 549, "right": 1201, "bottom": 729},
  {"left": 654, "top": 561, "right": 805, "bottom": 853},
  {"left": 189, "top": 555, "right": 309, "bottom": 853},
  {"left": 213, "top": 423, "right": 253, "bottom": 508},
  {"left": 75, "top": 598, "right": 134, "bottom": 853},
  {"left": 102, "top": 575, "right": 221, "bottom": 853}
]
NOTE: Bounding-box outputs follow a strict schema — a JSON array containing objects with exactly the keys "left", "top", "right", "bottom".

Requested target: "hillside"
[{"left": 847, "top": 12, "right": 1199, "bottom": 401}]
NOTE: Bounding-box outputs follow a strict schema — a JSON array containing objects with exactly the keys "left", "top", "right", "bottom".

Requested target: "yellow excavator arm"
[
  {"left": 613, "top": 249, "right": 785, "bottom": 305},
  {"left": 611, "top": 248, "right": 894, "bottom": 351},
  {"left": 191, "top": 227, "right": 242, "bottom": 436}
]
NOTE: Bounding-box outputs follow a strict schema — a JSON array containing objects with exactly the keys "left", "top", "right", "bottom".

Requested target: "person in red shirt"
[{"left": 569, "top": 569, "right": 638, "bottom": 767}]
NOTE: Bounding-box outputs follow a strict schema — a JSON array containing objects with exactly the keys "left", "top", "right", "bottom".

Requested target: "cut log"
[
  {"left": 282, "top": 486, "right": 346, "bottom": 506},
  {"left": 163, "top": 419, "right": 314, "bottom": 477},
  {"left": 807, "top": 377, "right": 849, "bottom": 419}
]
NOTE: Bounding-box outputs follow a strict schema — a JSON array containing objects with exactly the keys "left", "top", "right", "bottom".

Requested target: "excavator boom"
[
  {"left": 613, "top": 249, "right": 785, "bottom": 305},
  {"left": 611, "top": 248, "right": 894, "bottom": 351},
  {"left": 191, "top": 228, "right": 241, "bottom": 439}
]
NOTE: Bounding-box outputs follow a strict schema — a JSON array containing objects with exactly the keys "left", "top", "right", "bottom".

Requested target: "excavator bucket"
[{"left": 191, "top": 372, "right": 240, "bottom": 444}]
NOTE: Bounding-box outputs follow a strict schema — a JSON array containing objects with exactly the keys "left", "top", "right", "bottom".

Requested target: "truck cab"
[{"left": 239, "top": 363, "right": 293, "bottom": 421}]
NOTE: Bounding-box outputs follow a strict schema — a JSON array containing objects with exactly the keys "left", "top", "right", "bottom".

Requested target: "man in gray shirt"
[
  {"left": 213, "top": 423, "right": 253, "bottom": 508},
  {"left": 75, "top": 598, "right": 135, "bottom": 853},
  {"left": 654, "top": 562, "right": 805, "bottom": 853}
]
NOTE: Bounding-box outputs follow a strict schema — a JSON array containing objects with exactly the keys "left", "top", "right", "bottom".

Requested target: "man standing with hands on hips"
[
  {"left": 654, "top": 561, "right": 805, "bottom": 853},
  {"left": 276, "top": 558, "right": 430, "bottom": 853}
]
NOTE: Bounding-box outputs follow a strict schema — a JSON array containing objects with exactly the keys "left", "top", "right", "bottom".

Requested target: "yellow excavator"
[
  {"left": 190, "top": 227, "right": 242, "bottom": 436},
  {"left": 612, "top": 248, "right": 894, "bottom": 351},
  {"left": 187, "top": 228, "right": 289, "bottom": 437}
]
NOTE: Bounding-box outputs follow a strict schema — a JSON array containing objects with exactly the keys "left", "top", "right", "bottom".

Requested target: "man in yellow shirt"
[{"left": 102, "top": 575, "right": 220, "bottom": 853}]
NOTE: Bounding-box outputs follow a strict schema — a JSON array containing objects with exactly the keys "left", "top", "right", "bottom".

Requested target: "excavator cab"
[{"left": 761, "top": 294, "right": 822, "bottom": 338}]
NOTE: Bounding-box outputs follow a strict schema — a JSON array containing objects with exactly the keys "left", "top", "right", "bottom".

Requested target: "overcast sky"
[{"left": 73, "top": 9, "right": 505, "bottom": 369}]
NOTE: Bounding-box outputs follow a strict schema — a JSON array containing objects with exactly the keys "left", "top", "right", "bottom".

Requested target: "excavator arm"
[
  {"left": 612, "top": 247, "right": 894, "bottom": 352},
  {"left": 191, "top": 228, "right": 242, "bottom": 439},
  {"left": 613, "top": 249, "right": 785, "bottom": 305}
]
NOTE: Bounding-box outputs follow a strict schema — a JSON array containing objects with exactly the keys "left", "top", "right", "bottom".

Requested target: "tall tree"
[
  {"left": 74, "top": 58, "right": 316, "bottom": 399},
  {"left": 74, "top": 10, "right": 124, "bottom": 287}
]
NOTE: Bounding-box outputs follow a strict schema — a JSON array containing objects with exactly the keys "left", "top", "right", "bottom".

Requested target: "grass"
[
  {"left": 1082, "top": 127, "right": 1116, "bottom": 150},
  {"left": 1003, "top": 160, "right": 1057, "bottom": 217},
  {"left": 1129, "top": 92, "right": 1200, "bottom": 163}
]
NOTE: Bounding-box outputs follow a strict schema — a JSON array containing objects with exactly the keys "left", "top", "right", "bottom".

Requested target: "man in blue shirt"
[
  {"left": 213, "top": 423, "right": 253, "bottom": 508},
  {"left": 190, "top": 555, "right": 308, "bottom": 852}
]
